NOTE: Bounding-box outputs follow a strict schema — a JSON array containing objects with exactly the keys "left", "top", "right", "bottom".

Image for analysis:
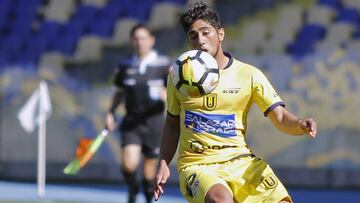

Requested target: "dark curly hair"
[{"left": 179, "top": 2, "right": 222, "bottom": 33}]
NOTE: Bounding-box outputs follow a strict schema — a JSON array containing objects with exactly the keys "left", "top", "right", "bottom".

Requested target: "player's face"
[
  {"left": 187, "top": 19, "right": 224, "bottom": 57},
  {"left": 131, "top": 28, "right": 155, "bottom": 57}
]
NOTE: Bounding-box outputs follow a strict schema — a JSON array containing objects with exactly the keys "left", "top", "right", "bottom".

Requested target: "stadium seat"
[
  {"left": 105, "top": 18, "right": 139, "bottom": 47},
  {"left": 345, "top": 40, "right": 360, "bottom": 64},
  {"left": 148, "top": 2, "right": 182, "bottom": 30},
  {"left": 39, "top": 52, "right": 66, "bottom": 69},
  {"left": 318, "top": 0, "right": 342, "bottom": 11},
  {"left": 0, "top": 36, "right": 24, "bottom": 55},
  {"left": 306, "top": 5, "right": 335, "bottom": 26},
  {"left": 81, "top": 0, "right": 108, "bottom": 8},
  {"left": 125, "top": 0, "right": 155, "bottom": 22},
  {"left": 261, "top": 38, "right": 289, "bottom": 54},
  {"left": 261, "top": 4, "right": 305, "bottom": 55},
  {"left": 336, "top": 7, "right": 360, "bottom": 25},
  {"left": 43, "top": 0, "right": 75, "bottom": 23},
  {"left": 12, "top": 2, "right": 39, "bottom": 22},
  {"left": 62, "top": 19, "right": 88, "bottom": 40},
  {"left": 342, "top": 0, "right": 360, "bottom": 11},
  {"left": 52, "top": 35, "right": 78, "bottom": 56},
  {"left": 164, "top": 0, "right": 186, "bottom": 5},
  {"left": 98, "top": 4, "right": 122, "bottom": 25},
  {"left": 74, "top": 36, "right": 103, "bottom": 62},
  {"left": 277, "top": 4, "right": 304, "bottom": 29},
  {"left": 22, "top": 35, "right": 49, "bottom": 63},
  {"left": 233, "top": 20, "right": 268, "bottom": 55},
  {"left": 36, "top": 21, "right": 63, "bottom": 43},
  {"left": 89, "top": 19, "right": 114, "bottom": 38},
  {"left": 263, "top": 54, "right": 294, "bottom": 91},
  {"left": 316, "top": 22, "right": 355, "bottom": 51},
  {"left": 287, "top": 24, "right": 326, "bottom": 58},
  {"left": 71, "top": 5, "right": 99, "bottom": 26},
  {"left": 8, "top": 18, "right": 34, "bottom": 39}
]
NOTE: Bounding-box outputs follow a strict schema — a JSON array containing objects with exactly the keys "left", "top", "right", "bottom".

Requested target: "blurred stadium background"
[{"left": 1, "top": 0, "right": 360, "bottom": 202}]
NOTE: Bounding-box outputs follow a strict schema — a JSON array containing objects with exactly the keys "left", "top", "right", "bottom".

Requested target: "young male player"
[{"left": 153, "top": 3, "right": 317, "bottom": 203}]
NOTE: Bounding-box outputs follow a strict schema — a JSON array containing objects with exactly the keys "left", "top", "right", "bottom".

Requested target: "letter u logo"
[
  {"left": 261, "top": 174, "right": 278, "bottom": 189},
  {"left": 203, "top": 93, "right": 217, "bottom": 111}
]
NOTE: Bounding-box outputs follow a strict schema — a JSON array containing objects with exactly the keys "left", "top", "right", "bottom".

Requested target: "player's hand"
[
  {"left": 299, "top": 118, "right": 317, "bottom": 138},
  {"left": 154, "top": 160, "right": 170, "bottom": 201},
  {"left": 105, "top": 112, "right": 116, "bottom": 132}
]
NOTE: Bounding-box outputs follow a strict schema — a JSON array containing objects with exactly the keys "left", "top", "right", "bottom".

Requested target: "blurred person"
[
  {"left": 154, "top": 3, "right": 317, "bottom": 203},
  {"left": 105, "top": 24, "right": 170, "bottom": 203}
]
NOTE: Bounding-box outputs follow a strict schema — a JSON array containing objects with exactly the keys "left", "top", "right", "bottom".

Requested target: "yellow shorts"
[{"left": 178, "top": 156, "right": 292, "bottom": 203}]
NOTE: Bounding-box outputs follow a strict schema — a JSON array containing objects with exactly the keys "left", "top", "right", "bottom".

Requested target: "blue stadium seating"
[
  {"left": 72, "top": 5, "right": 99, "bottom": 26},
  {"left": 7, "top": 18, "right": 33, "bottom": 39},
  {"left": 62, "top": 19, "right": 87, "bottom": 40},
  {"left": 52, "top": 35, "right": 78, "bottom": 56},
  {"left": 318, "top": 0, "right": 342, "bottom": 11},
  {"left": 336, "top": 7, "right": 360, "bottom": 25},
  {"left": 37, "top": 21, "right": 62, "bottom": 43},
  {"left": 89, "top": 19, "right": 114, "bottom": 38},
  {"left": 23, "top": 35, "right": 49, "bottom": 63},
  {"left": 287, "top": 24, "right": 326, "bottom": 58},
  {"left": 0, "top": 35, "right": 23, "bottom": 58},
  {"left": 125, "top": 0, "right": 156, "bottom": 22}
]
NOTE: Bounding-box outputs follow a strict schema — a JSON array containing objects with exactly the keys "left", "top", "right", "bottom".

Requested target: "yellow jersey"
[{"left": 167, "top": 54, "right": 284, "bottom": 171}]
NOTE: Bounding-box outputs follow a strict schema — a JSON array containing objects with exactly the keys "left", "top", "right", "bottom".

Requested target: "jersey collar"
[
  {"left": 223, "top": 52, "right": 233, "bottom": 70},
  {"left": 133, "top": 50, "right": 158, "bottom": 74}
]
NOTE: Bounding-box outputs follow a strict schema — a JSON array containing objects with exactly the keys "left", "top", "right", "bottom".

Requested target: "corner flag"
[
  {"left": 17, "top": 80, "right": 52, "bottom": 198},
  {"left": 17, "top": 81, "right": 52, "bottom": 133}
]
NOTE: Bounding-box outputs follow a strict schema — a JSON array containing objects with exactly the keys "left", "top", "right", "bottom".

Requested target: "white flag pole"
[{"left": 37, "top": 81, "right": 47, "bottom": 198}]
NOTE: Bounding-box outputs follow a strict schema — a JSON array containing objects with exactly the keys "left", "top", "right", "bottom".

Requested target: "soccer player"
[
  {"left": 153, "top": 3, "right": 317, "bottom": 203},
  {"left": 105, "top": 24, "right": 170, "bottom": 203}
]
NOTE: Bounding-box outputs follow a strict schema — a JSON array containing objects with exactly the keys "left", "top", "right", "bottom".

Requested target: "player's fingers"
[
  {"left": 300, "top": 124, "right": 311, "bottom": 133},
  {"left": 156, "top": 173, "right": 168, "bottom": 185},
  {"left": 154, "top": 189, "right": 159, "bottom": 201},
  {"left": 308, "top": 119, "right": 317, "bottom": 138},
  {"left": 154, "top": 186, "right": 163, "bottom": 201},
  {"left": 309, "top": 123, "right": 317, "bottom": 138},
  {"left": 158, "top": 184, "right": 164, "bottom": 194},
  {"left": 301, "top": 119, "right": 317, "bottom": 138}
]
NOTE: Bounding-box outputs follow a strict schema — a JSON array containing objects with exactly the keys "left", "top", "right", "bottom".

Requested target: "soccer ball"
[{"left": 170, "top": 50, "right": 219, "bottom": 98}]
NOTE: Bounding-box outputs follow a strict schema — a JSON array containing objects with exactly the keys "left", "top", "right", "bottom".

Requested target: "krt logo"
[
  {"left": 223, "top": 87, "right": 241, "bottom": 94},
  {"left": 203, "top": 93, "right": 217, "bottom": 110}
]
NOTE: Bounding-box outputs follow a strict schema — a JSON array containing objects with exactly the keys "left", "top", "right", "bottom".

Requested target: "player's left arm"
[{"left": 267, "top": 105, "right": 317, "bottom": 138}]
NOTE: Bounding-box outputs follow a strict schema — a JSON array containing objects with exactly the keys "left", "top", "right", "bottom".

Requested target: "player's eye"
[
  {"left": 189, "top": 34, "right": 198, "bottom": 41},
  {"left": 202, "top": 29, "right": 212, "bottom": 36}
]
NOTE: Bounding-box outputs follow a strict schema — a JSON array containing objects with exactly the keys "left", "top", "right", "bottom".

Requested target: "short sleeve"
[
  {"left": 166, "top": 73, "right": 180, "bottom": 116},
  {"left": 251, "top": 68, "right": 284, "bottom": 116}
]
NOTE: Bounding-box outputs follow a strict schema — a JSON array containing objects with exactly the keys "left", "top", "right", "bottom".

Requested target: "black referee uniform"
[{"left": 114, "top": 51, "right": 170, "bottom": 158}]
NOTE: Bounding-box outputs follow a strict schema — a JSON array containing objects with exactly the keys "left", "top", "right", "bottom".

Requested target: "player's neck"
[
  {"left": 215, "top": 50, "right": 229, "bottom": 70},
  {"left": 137, "top": 50, "right": 153, "bottom": 60}
]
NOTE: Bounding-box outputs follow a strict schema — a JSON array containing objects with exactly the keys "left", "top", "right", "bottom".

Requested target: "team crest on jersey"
[
  {"left": 261, "top": 174, "right": 278, "bottom": 189},
  {"left": 203, "top": 93, "right": 217, "bottom": 110}
]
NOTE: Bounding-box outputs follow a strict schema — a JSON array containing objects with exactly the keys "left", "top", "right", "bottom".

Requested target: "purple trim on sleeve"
[{"left": 264, "top": 102, "right": 285, "bottom": 117}]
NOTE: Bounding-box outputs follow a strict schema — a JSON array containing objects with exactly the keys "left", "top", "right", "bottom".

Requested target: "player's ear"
[{"left": 218, "top": 28, "right": 225, "bottom": 42}]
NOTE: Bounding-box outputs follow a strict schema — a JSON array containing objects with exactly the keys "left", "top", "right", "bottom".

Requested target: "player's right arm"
[{"left": 154, "top": 113, "right": 180, "bottom": 201}]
